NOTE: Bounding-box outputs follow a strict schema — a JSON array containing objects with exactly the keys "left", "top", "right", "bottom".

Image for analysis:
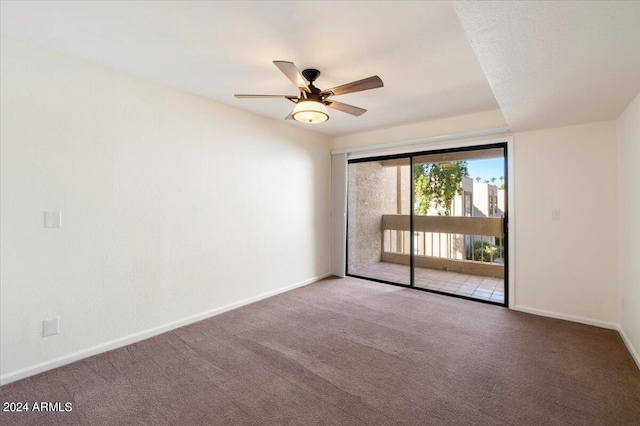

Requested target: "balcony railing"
[{"left": 381, "top": 214, "right": 505, "bottom": 278}]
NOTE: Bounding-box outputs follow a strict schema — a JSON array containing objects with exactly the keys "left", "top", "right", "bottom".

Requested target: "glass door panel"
[
  {"left": 412, "top": 147, "right": 506, "bottom": 304},
  {"left": 347, "top": 158, "right": 411, "bottom": 285}
]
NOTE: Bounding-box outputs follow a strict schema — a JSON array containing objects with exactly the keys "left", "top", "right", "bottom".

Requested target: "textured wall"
[{"left": 347, "top": 162, "right": 407, "bottom": 271}]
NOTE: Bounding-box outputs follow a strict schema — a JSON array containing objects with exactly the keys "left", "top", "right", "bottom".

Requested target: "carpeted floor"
[{"left": 1, "top": 276, "right": 639, "bottom": 425}]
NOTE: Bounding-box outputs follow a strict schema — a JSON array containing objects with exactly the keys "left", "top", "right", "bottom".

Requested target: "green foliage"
[
  {"left": 473, "top": 240, "right": 499, "bottom": 262},
  {"left": 414, "top": 161, "right": 468, "bottom": 216}
]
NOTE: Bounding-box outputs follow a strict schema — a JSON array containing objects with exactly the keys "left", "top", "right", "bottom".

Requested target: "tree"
[
  {"left": 414, "top": 161, "right": 469, "bottom": 216},
  {"left": 491, "top": 177, "right": 496, "bottom": 184},
  {"left": 473, "top": 241, "right": 499, "bottom": 262},
  {"left": 484, "top": 180, "right": 490, "bottom": 184},
  {"left": 475, "top": 177, "right": 481, "bottom": 183}
]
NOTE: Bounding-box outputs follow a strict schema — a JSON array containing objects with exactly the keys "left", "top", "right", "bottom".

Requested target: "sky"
[{"left": 466, "top": 158, "right": 505, "bottom": 184}]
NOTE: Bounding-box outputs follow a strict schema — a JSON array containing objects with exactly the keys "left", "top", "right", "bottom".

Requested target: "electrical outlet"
[{"left": 43, "top": 317, "right": 60, "bottom": 337}]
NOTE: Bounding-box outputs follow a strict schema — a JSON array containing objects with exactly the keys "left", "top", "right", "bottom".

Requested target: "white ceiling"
[
  {"left": 0, "top": 1, "right": 499, "bottom": 136},
  {"left": 1, "top": 1, "right": 638, "bottom": 136},
  {"left": 456, "top": 1, "right": 640, "bottom": 131}
]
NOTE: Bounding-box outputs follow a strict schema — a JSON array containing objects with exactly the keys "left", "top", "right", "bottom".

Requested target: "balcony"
[{"left": 349, "top": 214, "right": 506, "bottom": 304}]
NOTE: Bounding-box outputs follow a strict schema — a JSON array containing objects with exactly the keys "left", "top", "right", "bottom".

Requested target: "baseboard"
[
  {"left": 618, "top": 326, "right": 640, "bottom": 371},
  {"left": 512, "top": 305, "right": 640, "bottom": 369},
  {"left": 512, "top": 304, "right": 619, "bottom": 330},
  {"left": 0, "top": 272, "right": 332, "bottom": 386}
]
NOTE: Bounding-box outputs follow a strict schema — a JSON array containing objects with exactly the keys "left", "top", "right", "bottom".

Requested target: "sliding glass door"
[
  {"left": 347, "top": 144, "right": 507, "bottom": 306},
  {"left": 347, "top": 157, "right": 411, "bottom": 285}
]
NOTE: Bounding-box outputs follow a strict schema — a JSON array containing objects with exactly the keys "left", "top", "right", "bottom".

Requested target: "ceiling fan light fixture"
[
  {"left": 235, "top": 61, "right": 383, "bottom": 123},
  {"left": 292, "top": 100, "right": 329, "bottom": 124}
]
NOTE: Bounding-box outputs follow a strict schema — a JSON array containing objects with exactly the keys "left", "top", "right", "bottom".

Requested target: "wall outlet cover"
[{"left": 44, "top": 211, "right": 62, "bottom": 228}]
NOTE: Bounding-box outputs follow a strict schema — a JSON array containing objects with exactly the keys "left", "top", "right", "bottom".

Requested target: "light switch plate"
[
  {"left": 44, "top": 211, "right": 62, "bottom": 228},
  {"left": 42, "top": 317, "right": 60, "bottom": 337},
  {"left": 43, "top": 317, "right": 60, "bottom": 337},
  {"left": 551, "top": 210, "right": 561, "bottom": 221}
]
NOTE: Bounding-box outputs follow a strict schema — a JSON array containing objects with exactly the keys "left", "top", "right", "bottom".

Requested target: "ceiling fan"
[{"left": 235, "top": 61, "right": 383, "bottom": 124}]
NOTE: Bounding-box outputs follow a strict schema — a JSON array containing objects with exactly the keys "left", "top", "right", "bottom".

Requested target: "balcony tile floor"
[{"left": 351, "top": 261, "right": 505, "bottom": 304}]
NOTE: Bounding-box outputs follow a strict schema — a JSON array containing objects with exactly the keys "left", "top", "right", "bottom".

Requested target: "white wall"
[
  {"left": 333, "top": 109, "right": 508, "bottom": 151},
  {"left": 332, "top": 116, "right": 620, "bottom": 327},
  {"left": 617, "top": 92, "right": 640, "bottom": 363},
  {"left": 330, "top": 154, "right": 347, "bottom": 277},
  {"left": 513, "top": 121, "right": 618, "bottom": 325},
  {"left": 0, "top": 37, "right": 332, "bottom": 383}
]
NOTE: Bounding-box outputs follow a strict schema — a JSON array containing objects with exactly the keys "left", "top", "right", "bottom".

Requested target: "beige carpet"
[{"left": 1, "top": 276, "right": 639, "bottom": 425}]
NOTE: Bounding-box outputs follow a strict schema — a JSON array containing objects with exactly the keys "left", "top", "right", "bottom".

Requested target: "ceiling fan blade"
[
  {"left": 273, "top": 61, "right": 310, "bottom": 93},
  {"left": 325, "top": 100, "right": 367, "bottom": 117},
  {"left": 235, "top": 94, "right": 298, "bottom": 100},
  {"left": 321, "top": 76, "right": 383, "bottom": 97}
]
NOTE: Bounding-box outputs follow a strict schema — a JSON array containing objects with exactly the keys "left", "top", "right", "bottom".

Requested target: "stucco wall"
[{"left": 347, "top": 162, "right": 408, "bottom": 271}]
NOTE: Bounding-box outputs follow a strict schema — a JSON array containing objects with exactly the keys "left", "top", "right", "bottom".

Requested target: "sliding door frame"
[{"left": 346, "top": 141, "right": 509, "bottom": 307}]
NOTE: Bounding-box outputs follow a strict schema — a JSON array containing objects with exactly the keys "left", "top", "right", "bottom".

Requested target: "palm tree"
[
  {"left": 491, "top": 177, "right": 497, "bottom": 185},
  {"left": 484, "top": 180, "right": 490, "bottom": 184},
  {"left": 499, "top": 176, "right": 504, "bottom": 186},
  {"left": 475, "top": 177, "right": 481, "bottom": 183}
]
